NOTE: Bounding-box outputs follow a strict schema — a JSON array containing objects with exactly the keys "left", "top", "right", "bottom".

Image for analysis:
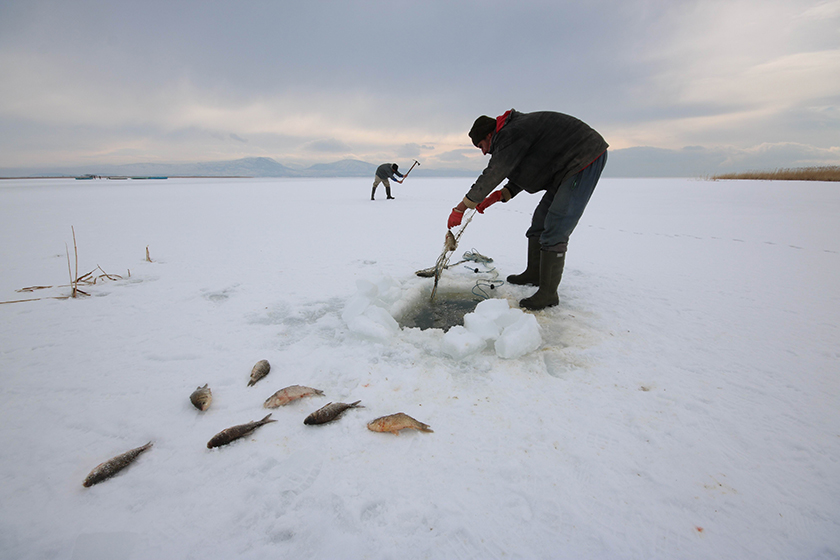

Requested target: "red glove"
[
  {"left": 476, "top": 190, "right": 503, "bottom": 214},
  {"left": 448, "top": 208, "right": 464, "bottom": 229}
]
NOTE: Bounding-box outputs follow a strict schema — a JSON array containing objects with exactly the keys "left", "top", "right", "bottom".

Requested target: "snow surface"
[{"left": 1, "top": 176, "right": 839, "bottom": 560}]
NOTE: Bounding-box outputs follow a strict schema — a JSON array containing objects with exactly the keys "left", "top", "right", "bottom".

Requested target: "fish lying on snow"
[
  {"left": 304, "top": 401, "right": 363, "bottom": 425},
  {"left": 248, "top": 359, "right": 270, "bottom": 387},
  {"left": 207, "top": 414, "right": 276, "bottom": 448},
  {"left": 367, "top": 413, "right": 433, "bottom": 435},
  {"left": 264, "top": 385, "right": 324, "bottom": 408},
  {"left": 189, "top": 384, "right": 212, "bottom": 411},
  {"left": 83, "top": 442, "right": 153, "bottom": 487}
]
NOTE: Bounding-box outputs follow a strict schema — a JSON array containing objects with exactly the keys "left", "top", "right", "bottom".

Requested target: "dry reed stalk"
[
  {"left": 17, "top": 285, "right": 54, "bottom": 293},
  {"left": 97, "top": 265, "right": 121, "bottom": 281},
  {"left": 9, "top": 229, "right": 122, "bottom": 303},
  {"left": 65, "top": 243, "right": 75, "bottom": 298},
  {"left": 72, "top": 227, "right": 79, "bottom": 295},
  {"left": 711, "top": 166, "right": 840, "bottom": 182},
  {"left": 0, "top": 297, "right": 68, "bottom": 305},
  {"left": 145, "top": 246, "right": 152, "bottom": 262}
]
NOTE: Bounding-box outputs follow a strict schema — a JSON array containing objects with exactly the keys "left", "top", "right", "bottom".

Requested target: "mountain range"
[{"left": 0, "top": 157, "right": 476, "bottom": 179}]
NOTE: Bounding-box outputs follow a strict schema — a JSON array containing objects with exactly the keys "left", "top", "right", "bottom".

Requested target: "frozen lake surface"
[{"left": 1, "top": 176, "right": 838, "bottom": 559}]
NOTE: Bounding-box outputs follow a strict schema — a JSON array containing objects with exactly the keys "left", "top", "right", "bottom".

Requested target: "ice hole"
[{"left": 399, "top": 291, "right": 483, "bottom": 331}]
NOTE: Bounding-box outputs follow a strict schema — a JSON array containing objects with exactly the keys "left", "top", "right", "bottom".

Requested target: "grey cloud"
[
  {"left": 436, "top": 149, "right": 475, "bottom": 163},
  {"left": 604, "top": 143, "right": 840, "bottom": 178},
  {"left": 396, "top": 143, "right": 435, "bottom": 158},
  {"left": 0, "top": 0, "right": 838, "bottom": 171},
  {"left": 303, "top": 138, "right": 353, "bottom": 153}
]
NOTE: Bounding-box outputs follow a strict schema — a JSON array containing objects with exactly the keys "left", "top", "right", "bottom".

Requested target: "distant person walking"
[{"left": 371, "top": 163, "right": 403, "bottom": 200}]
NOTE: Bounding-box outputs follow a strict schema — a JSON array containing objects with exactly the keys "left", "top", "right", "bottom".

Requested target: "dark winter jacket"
[
  {"left": 375, "top": 163, "right": 404, "bottom": 181},
  {"left": 464, "top": 110, "right": 608, "bottom": 207}
]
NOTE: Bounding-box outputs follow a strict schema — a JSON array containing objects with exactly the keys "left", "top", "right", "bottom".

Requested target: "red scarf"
[{"left": 495, "top": 110, "right": 512, "bottom": 133}]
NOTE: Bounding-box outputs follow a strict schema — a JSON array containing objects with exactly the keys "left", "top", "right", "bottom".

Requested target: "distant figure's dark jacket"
[{"left": 375, "top": 163, "right": 404, "bottom": 181}]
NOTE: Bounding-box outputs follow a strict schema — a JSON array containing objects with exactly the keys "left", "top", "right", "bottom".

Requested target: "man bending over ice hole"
[{"left": 447, "top": 109, "right": 608, "bottom": 311}]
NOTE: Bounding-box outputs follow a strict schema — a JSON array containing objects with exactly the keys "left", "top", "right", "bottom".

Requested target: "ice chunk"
[
  {"left": 441, "top": 326, "right": 486, "bottom": 360},
  {"left": 463, "top": 311, "right": 501, "bottom": 341},
  {"left": 341, "top": 295, "right": 371, "bottom": 323},
  {"left": 473, "top": 298, "right": 512, "bottom": 322},
  {"left": 355, "top": 279, "right": 379, "bottom": 298},
  {"left": 495, "top": 307, "right": 526, "bottom": 330},
  {"left": 374, "top": 276, "right": 402, "bottom": 305},
  {"left": 347, "top": 306, "right": 399, "bottom": 341},
  {"left": 495, "top": 313, "right": 542, "bottom": 359}
]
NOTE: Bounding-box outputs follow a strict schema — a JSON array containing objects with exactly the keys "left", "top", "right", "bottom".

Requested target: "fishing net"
[{"left": 414, "top": 209, "right": 477, "bottom": 301}]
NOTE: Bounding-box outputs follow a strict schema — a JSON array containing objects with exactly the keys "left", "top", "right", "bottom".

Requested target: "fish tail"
[
  {"left": 349, "top": 400, "right": 363, "bottom": 408},
  {"left": 259, "top": 413, "right": 276, "bottom": 424}
]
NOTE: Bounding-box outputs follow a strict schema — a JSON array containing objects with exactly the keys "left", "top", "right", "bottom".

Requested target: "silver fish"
[
  {"left": 83, "top": 441, "right": 153, "bottom": 487},
  {"left": 207, "top": 414, "right": 276, "bottom": 448},
  {"left": 248, "top": 359, "right": 270, "bottom": 387},
  {"left": 367, "top": 413, "right": 433, "bottom": 435},
  {"left": 303, "top": 401, "right": 363, "bottom": 425},
  {"left": 189, "top": 384, "right": 212, "bottom": 411},
  {"left": 264, "top": 385, "right": 324, "bottom": 408}
]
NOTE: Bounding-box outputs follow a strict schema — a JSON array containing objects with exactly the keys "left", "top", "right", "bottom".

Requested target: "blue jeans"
[{"left": 526, "top": 150, "right": 607, "bottom": 251}]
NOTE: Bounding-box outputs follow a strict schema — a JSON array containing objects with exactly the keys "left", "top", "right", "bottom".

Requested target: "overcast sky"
[{"left": 1, "top": 0, "right": 838, "bottom": 174}]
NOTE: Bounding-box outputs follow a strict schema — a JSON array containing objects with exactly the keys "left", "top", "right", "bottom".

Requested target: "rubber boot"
[
  {"left": 506, "top": 237, "right": 541, "bottom": 286},
  {"left": 371, "top": 185, "right": 376, "bottom": 200},
  {"left": 519, "top": 250, "right": 565, "bottom": 310},
  {"left": 386, "top": 185, "right": 394, "bottom": 199}
]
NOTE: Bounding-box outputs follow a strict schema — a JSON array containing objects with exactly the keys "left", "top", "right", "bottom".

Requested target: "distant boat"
[
  {"left": 75, "top": 174, "right": 95, "bottom": 180},
  {"left": 130, "top": 176, "right": 168, "bottom": 180}
]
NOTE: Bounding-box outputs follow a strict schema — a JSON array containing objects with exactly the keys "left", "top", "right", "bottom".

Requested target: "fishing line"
[{"left": 462, "top": 251, "right": 505, "bottom": 299}]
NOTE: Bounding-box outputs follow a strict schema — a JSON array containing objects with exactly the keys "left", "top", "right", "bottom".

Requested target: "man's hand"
[
  {"left": 447, "top": 207, "right": 464, "bottom": 229},
  {"left": 476, "top": 190, "right": 503, "bottom": 214}
]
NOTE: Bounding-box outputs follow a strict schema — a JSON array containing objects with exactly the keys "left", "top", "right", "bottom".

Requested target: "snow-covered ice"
[{"left": 1, "top": 176, "right": 839, "bottom": 559}]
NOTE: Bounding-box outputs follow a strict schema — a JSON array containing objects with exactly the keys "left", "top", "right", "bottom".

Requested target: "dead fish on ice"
[
  {"left": 207, "top": 414, "right": 276, "bottom": 448},
  {"left": 264, "top": 385, "right": 325, "bottom": 408},
  {"left": 83, "top": 441, "right": 153, "bottom": 487},
  {"left": 189, "top": 384, "right": 212, "bottom": 411},
  {"left": 367, "top": 413, "right": 433, "bottom": 435},
  {"left": 304, "top": 401, "right": 363, "bottom": 425},
  {"left": 248, "top": 359, "right": 270, "bottom": 386}
]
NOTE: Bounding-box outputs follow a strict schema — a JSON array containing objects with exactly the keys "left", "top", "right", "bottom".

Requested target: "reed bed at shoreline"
[{"left": 710, "top": 166, "right": 840, "bottom": 182}]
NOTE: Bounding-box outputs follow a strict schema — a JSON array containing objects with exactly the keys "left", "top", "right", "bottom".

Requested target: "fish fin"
[
  {"left": 315, "top": 389, "right": 325, "bottom": 395},
  {"left": 390, "top": 430, "right": 401, "bottom": 435}
]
